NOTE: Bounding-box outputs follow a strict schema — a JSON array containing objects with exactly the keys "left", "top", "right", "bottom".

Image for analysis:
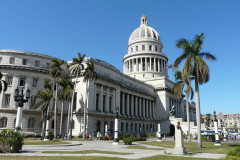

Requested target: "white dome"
[{"left": 128, "top": 15, "right": 161, "bottom": 45}]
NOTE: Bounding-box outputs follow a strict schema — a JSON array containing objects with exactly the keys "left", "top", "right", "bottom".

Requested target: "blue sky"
[{"left": 0, "top": 0, "right": 239, "bottom": 114}]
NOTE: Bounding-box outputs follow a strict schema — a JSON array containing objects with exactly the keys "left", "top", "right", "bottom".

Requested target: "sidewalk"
[{"left": 0, "top": 139, "right": 227, "bottom": 159}]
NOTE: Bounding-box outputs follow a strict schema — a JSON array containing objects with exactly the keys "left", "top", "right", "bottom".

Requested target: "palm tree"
[
  {"left": 82, "top": 61, "right": 98, "bottom": 139},
  {"left": 173, "top": 70, "right": 193, "bottom": 142},
  {"left": 34, "top": 82, "right": 53, "bottom": 140},
  {"left": 58, "top": 78, "right": 75, "bottom": 137},
  {"left": 50, "top": 59, "right": 66, "bottom": 139},
  {"left": 68, "top": 53, "right": 85, "bottom": 139},
  {"left": 174, "top": 33, "right": 216, "bottom": 148},
  {"left": 0, "top": 71, "right": 7, "bottom": 94}
]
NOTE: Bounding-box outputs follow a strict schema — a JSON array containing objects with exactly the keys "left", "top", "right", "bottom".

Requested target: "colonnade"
[
  {"left": 124, "top": 57, "right": 167, "bottom": 74},
  {"left": 120, "top": 91, "right": 154, "bottom": 119}
]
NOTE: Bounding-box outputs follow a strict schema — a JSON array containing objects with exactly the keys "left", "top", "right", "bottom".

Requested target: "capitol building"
[{"left": 0, "top": 15, "right": 197, "bottom": 136}]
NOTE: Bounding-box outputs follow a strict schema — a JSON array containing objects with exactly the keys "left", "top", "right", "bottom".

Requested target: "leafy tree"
[
  {"left": 0, "top": 71, "right": 7, "bottom": 93},
  {"left": 173, "top": 70, "right": 193, "bottom": 142},
  {"left": 58, "top": 78, "right": 74, "bottom": 136},
  {"left": 174, "top": 33, "right": 216, "bottom": 148},
  {"left": 50, "top": 58, "right": 66, "bottom": 139},
  {"left": 205, "top": 113, "right": 212, "bottom": 128},
  {"left": 82, "top": 61, "right": 98, "bottom": 139},
  {"left": 68, "top": 53, "right": 85, "bottom": 139}
]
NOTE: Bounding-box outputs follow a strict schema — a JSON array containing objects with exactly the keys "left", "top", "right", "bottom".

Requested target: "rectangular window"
[
  {"left": 103, "top": 95, "right": 106, "bottom": 112},
  {"left": 20, "top": 77, "right": 26, "bottom": 86},
  {"left": 96, "top": 93, "right": 99, "bottom": 111},
  {"left": 7, "top": 76, "right": 13, "bottom": 86},
  {"left": 4, "top": 94, "right": 10, "bottom": 106},
  {"left": 35, "top": 61, "right": 40, "bottom": 67},
  {"left": 32, "top": 78, "right": 38, "bottom": 87},
  {"left": 46, "top": 63, "right": 50, "bottom": 69},
  {"left": 30, "top": 96, "right": 36, "bottom": 109},
  {"left": 9, "top": 57, "right": 15, "bottom": 64},
  {"left": 22, "top": 59, "right": 28, "bottom": 65},
  {"left": 0, "top": 57, "right": 2, "bottom": 64},
  {"left": 109, "top": 96, "right": 112, "bottom": 113}
]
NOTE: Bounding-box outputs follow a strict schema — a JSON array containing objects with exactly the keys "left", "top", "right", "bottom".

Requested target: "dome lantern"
[{"left": 141, "top": 15, "right": 148, "bottom": 26}]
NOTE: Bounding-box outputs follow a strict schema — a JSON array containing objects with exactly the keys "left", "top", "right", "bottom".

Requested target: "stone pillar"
[
  {"left": 139, "top": 97, "right": 142, "bottom": 118},
  {"left": 214, "top": 119, "right": 221, "bottom": 145},
  {"left": 157, "top": 122, "right": 162, "bottom": 141},
  {"left": 158, "top": 59, "right": 160, "bottom": 72},
  {"left": 150, "top": 57, "right": 152, "bottom": 71},
  {"left": 115, "top": 89, "right": 120, "bottom": 113},
  {"left": 135, "top": 96, "right": 138, "bottom": 117},
  {"left": 149, "top": 101, "right": 152, "bottom": 119},
  {"left": 106, "top": 87, "right": 110, "bottom": 113},
  {"left": 146, "top": 99, "right": 149, "bottom": 118},
  {"left": 131, "top": 95, "right": 134, "bottom": 117},
  {"left": 152, "top": 102, "right": 154, "bottom": 119},
  {"left": 113, "top": 89, "right": 116, "bottom": 113},
  {"left": 154, "top": 58, "right": 156, "bottom": 72},
  {"left": 122, "top": 92, "right": 125, "bottom": 115},
  {"left": 140, "top": 57, "right": 143, "bottom": 71},
  {"left": 113, "top": 118, "right": 119, "bottom": 145},
  {"left": 100, "top": 85, "right": 103, "bottom": 112},
  {"left": 143, "top": 98, "right": 145, "bottom": 118},
  {"left": 173, "top": 124, "right": 186, "bottom": 154},
  {"left": 126, "top": 93, "right": 129, "bottom": 116},
  {"left": 136, "top": 58, "right": 139, "bottom": 72}
]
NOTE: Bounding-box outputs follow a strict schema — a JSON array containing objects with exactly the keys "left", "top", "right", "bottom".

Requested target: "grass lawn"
[
  {"left": 127, "top": 145, "right": 162, "bottom": 150},
  {"left": 23, "top": 140, "right": 70, "bottom": 145},
  {"left": 140, "top": 155, "right": 215, "bottom": 160},
  {"left": 43, "top": 150, "right": 132, "bottom": 155},
  {"left": 0, "top": 156, "right": 125, "bottom": 160},
  {"left": 139, "top": 141, "right": 240, "bottom": 154}
]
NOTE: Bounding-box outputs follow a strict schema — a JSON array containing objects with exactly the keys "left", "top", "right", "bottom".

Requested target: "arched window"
[
  {"left": 28, "top": 118, "right": 35, "bottom": 128},
  {"left": 97, "top": 120, "right": 101, "bottom": 132},
  {"left": 0, "top": 117, "right": 7, "bottom": 128},
  {"left": 136, "top": 46, "right": 138, "bottom": 51},
  {"left": 142, "top": 45, "right": 145, "bottom": 51},
  {"left": 155, "top": 46, "right": 157, "bottom": 51},
  {"left": 149, "top": 45, "right": 152, "bottom": 51}
]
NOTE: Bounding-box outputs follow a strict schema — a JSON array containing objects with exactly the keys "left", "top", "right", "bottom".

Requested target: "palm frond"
[
  {"left": 199, "top": 52, "right": 217, "bottom": 61},
  {"left": 173, "top": 53, "right": 188, "bottom": 69}
]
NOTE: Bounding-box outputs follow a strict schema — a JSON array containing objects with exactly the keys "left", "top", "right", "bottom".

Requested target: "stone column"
[
  {"left": 135, "top": 96, "right": 138, "bottom": 117},
  {"left": 146, "top": 99, "right": 149, "bottom": 118},
  {"left": 214, "top": 115, "right": 221, "bottom": 145},
  {"left": 113, "top": 117, "right": 119, "bottom": 145},
  {"left": 131, "top": 95, "right": 134, "bottom": 117},
  {"left": 149, "top": 101, "right": 152, "bottom": 119},
  {"left": 157, "top": 122, "right": 162, "bottom": 141},
  {"left": 140, "top": 57, "right": 143, "bottom": 71},
  {"left": 122, "top": 92, "right": 125, "bottom": 115},
  {"left": 154, "top": 58, "right": 156, "bottom": 72},
  {"left": 150, "top": 57, "right": 152, "bottom": 71},
  {"left": 139, "top": 97, "right": 142, "bottom": 118},
  {"left": 143, "top": 98, "right": 145, "bottom": 118},
  {"left": 158, "top": 59, "right": 160, "bottom": 72},
  {"left": 115, "top": 89, "right": 120, "bottom": 113},
  {"left": 152, "top": 102, "right": 154, "bottom": 119},
  {"left": 106, "top": 87, "right": 110, "bottom": 113},
  {"left": 136, "top": 58, "right": 139, "bottom": 72},
  {"left": 126, "top": 94, "right": 129, "bottom": 116},
  {"left": 100, "top": 85, "right": 103, "bottom": 112}
]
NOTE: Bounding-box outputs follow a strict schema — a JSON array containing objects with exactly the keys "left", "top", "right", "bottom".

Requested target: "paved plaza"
[{"left": 0, "top": 138, "right": 227, "bottom": 159}]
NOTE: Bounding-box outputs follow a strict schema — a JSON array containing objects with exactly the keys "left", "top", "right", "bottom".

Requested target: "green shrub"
[
  {"left": 122, "top": 133, "right": 135, "bottom": 145},
  {"left": 134, "top": 137, "right": 147, "bottom": 141},
  {"left": 0, "top": 130, "right": 24, "bottom": 153},
  {"left": 42, "top": 131, "right": 54, "bottom": 140},
  {"left": 146, "top": 132, "right": 156, "bottom": 138},
  {"left": 109, "top": 136, "right": 114, "bottom": 140},
  {"left": 201, "top": 135, "right": 215, "bottom": 142}
]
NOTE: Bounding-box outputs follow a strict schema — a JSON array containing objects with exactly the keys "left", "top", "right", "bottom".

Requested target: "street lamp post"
[
  {"left": 113, "top": 107, "right": 119, "bottom": 145},
  {"left": 157, "top": 116, "right": 162, "bottom": 141},
  {"left": 14, "top": 87, "right": 30, "bottom": 132},
  {"left": 213, "top": 111, "right": 221, "bottom": 145},
  {"left": 44, "top": 109, "right": 53, "bottom": 141}
]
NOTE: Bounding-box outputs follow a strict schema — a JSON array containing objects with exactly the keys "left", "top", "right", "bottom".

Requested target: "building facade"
[{"left": 0, "top": 15, "right": 196, "bottom": 136}]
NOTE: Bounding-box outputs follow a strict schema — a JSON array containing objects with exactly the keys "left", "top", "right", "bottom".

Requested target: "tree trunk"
[
  {"left": 67, "top": 103, "right": 71, "bottom": 134},
  {"left": 59, "top": 101, "right": 64, "bottom": 137},
  {"left": 186, "top": 96, "right": 191, "bottom": 142},
  {"left": 69, "top": 73, "right": 78, "bottom": 139},
  {"left": 195, "top": 79, "right": 202, "bottom": 148},
  {"left": 54, "top": 81, "right": 58, "bottom": 139},
  {"left": 83, "top": 80, "right": 89, "bottom": 139}
]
